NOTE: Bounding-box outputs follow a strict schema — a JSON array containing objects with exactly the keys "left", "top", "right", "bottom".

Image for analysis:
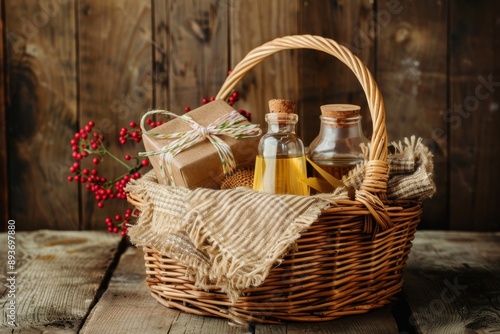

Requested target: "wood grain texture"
[
  {"left": 152, "top": 0, "right": 170, "bottom": 111},
  {"left": 168, "top": 312, "right": 252, "bottom": 334},
  {"left": 77, "top": 0, "right": 154, "bottom": 230},
  {"left": 4, "top": 0, "right": 79, "bottom": 230},
  {"left": 1, "top": 326, "right": 76, "bottom": 333},
  {"left": 376, "top": 0, "right": 448, "bottom": 229},
  {"left": 80, "top": 247, "right": 179, "bottom": 334},
  {"left": 255, "top": 308, "right": 399, "bottom": 334},
  {"left": 0, "top": 0, "right": 8, "bottom": 231},
  {"left": 229, "top": 0, "right": 300, "bottom": 128},
  {"left": 449, "top": 0, "right": 500, "bottom": 231},
  {"left": 299, "top": 0, "right": 375, "bottom": 145},
  {"left": 0, "top": 230, "right": 120, "bottom": 331},
  {"left": 168, "top": 0, "right": 229, "bottom": 113},
  {"left": 403, "top": 231, "right": 500, "bottom": 333}
]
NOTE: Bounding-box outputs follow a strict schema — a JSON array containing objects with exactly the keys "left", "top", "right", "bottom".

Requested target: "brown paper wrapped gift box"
[{"left": 142, "top": 100, "right": 261, "bottom": 189}]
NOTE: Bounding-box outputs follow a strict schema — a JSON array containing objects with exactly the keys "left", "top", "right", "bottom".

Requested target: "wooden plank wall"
[{"left": 1, "top": 0, "right": 499, "bottom": 232}]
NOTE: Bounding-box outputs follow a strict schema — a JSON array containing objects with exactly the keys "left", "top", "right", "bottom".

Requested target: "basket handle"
[{"left": 216, "top": 35, "right": 393, "bottom": 228}]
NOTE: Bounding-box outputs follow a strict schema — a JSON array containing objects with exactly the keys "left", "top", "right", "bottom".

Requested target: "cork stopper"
[
  {"left": 268, "top": 99, "right": 296, "bottom": 114},
  {"left": 320, "top": 104, "right": 361, "bottom": 118}
]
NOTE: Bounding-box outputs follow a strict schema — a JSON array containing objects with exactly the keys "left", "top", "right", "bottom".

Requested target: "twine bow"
[{"left": 139, "top": 109, "right": 262, "bottom": 185}]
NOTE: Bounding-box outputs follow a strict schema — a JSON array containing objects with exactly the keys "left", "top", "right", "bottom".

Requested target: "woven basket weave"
[{"left": 128, "top": 35, "right": 423, "bottom": 324}]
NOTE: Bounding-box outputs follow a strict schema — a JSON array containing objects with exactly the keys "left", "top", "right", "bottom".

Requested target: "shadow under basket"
[
  {"left": 142, "top": 199, "right": 421, "bottom": 324},
  {"left": 131, "top": 34, "right": 426, "bottom": 325}
]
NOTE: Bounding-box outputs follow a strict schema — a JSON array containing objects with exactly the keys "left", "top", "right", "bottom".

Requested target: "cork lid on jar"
[
  {"left": 320, "top": 104, "right": 361, "bottom": 118},
  {"left": 268, "top": 99, "right": 296, "bottom": 114}
]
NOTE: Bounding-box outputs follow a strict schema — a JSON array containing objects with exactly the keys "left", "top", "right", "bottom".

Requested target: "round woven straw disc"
[{"left": 221, "top": 168, "right": 254, "bottom": 189}]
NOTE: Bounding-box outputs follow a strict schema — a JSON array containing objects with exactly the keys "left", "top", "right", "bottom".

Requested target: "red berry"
[
  {"left": 202, "top": 98, "right": 208, "bottom": 104},
  {"left": 91, "top": 169, "right": 98, "bottom": 175},
  {"left": 185, "top": 107, "right": 191, "bottom": 112},
  {"left": 134, "top": 138, "right": 141, "bottom": 143},
  {"left": 70, "top": 139, "right": 77, "bottom": 145},
  {"left": 156, "top": 121, "right": 162, "bottom": 127},
  {"left": 107, "top": 227, "right": 113, "bottom": 232},
  {"left": 115, "top": 214, "right": 121, "bottom": 221},
  {"left": 82, "top": 151, "right": 88, "bottom": 157},
  {"left": 121, "top": 231, "right": 127, "bottom": 237},
  {"left": 74, "top": 133, "right": 80, "bottom": 139},
  {"left": 113, "top": 227, "right": 118, "bottom": 233},
  {"left": 210, "top": 97, "right": 215, "bottom": 101},
  {"left": 93, "top": 132, "right": 99, "bottom": 138},
  {"left": 227, "top": 70, "right": 232, "bottom": 75},
  {"left": 84, "top": 125, "right": 91, "bottom": 132},
  {"left": 98, "top": 202, "right": 104, "bottom": 208},
  {"left": 81, "top": 133, "right": 87, "bottom": 139},
  {"left": 83, "top": 169, "right": 89, "bottom": 175},
  {"left": 125, "top": 154, "right": 131, "bottom": 160},
  {"left": 232, "top": 91, "right": 239, "bottom": 99},
  {"left": 229, "top": 96, "right": 234, "bottom": 103},
  {"left": 146, "top": 118, "right": 152, "bottom": 125},
  {"left": 130, "top": 121, "right": 137, "bottom": 128},
  {"left": 92, "top": 158, "right": 99, "bottom": 165},
  {"left": 67, "top": 176, "right": 73, "bottom": 181},
  {"left": 88, "top": 120, "right": 95, "bottom": 127},
  {"left": 141, "top": 159, "right": 149, "bottom": 167},
  {"left": 74, "top": 175, "right": 80, "bottom": 181}
]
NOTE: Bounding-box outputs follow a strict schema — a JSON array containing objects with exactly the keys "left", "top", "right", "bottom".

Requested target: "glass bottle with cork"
[
  {"left": 308, "top": 104, "right": 369, "bottom": 181},
  {"left": 252, "top": 99, "right": 309, "bottom": 196}
]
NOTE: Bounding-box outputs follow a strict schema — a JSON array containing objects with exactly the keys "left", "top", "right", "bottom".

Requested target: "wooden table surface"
[{"left": 1, "top": 230, "right": 499, "bottom": 334}]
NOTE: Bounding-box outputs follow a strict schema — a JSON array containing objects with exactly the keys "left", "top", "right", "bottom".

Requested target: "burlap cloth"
[{"left": 125, "top": 136, "right": 435, "bottom": 302}]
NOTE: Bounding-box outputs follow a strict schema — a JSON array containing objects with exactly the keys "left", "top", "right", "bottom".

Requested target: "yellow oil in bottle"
[{"left": 253, "top": 155, "right": 309, "bottom": 196}]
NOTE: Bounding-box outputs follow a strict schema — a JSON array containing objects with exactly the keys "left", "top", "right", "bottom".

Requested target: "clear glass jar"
[
  {"left": 252, "top": 99, "right": 309, "bottom": 195},
  {"left": 308, "top": 104, "right": 369, "bottom": 180}
]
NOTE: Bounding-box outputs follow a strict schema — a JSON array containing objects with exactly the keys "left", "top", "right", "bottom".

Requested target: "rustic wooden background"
[{"left": 1, "top": 0, "right": 499, "bottom": 232}]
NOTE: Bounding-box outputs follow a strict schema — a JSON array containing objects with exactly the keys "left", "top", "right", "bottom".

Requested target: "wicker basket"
[{"left": 128, "top": 35, "right": 423, "bottom": 324}]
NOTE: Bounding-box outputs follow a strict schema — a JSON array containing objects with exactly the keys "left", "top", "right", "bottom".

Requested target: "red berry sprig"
[{"left": 68, "top": 120, "right": 151, "bottom": 236}]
